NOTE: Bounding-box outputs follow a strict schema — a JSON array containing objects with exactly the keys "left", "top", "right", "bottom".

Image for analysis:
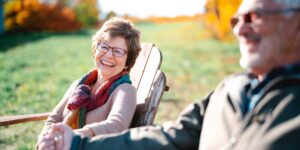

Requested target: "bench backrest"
[{"left": 130, "top": 43, "right": 166, "bottom": 127}]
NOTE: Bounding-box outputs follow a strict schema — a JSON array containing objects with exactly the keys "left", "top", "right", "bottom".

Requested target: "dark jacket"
[{"left": 71, "top": 66, "right": 300, "bottom": 150}]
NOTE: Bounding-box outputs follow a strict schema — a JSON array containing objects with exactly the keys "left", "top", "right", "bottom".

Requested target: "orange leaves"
[
  {"left": 15, "top": 10, "right": 30, "bottom": 27},
  {"left": 4, "top": 1, "right": 19, "bottom": 17},
  {"left": 23, "top": 0, "right": 40, "bottom": 10},
  {"left": 4, "top": 0, "right": 81, "bottom": 32},
  {"left": 203, "top": 0, "right": 242, "bottom": 41},
  {"left": 4, "top": 18, "right": 14, "bottom": 31},
  {"left": 13, "top": 1, "right": 22, "bottom": 12},
  {"left": 62, "top": 8, "right": 77, "bottom": 21}
]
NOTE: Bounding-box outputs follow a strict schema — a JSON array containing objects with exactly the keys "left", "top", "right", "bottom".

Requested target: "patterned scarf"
[{"left": 63, "top": 69, "right": 132, "bottom": 129}]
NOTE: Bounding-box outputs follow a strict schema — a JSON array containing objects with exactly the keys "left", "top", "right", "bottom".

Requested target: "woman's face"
[{"left": 94, "top": 36, "right": 128, "bottom": 80}]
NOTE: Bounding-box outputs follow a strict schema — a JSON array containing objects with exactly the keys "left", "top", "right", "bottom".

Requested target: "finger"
[
  {"left": 37, "top": 135, "right": 52, "bottom": 147},
  {"left": 51, "top": 123, "right": 66, "bottom": 132},
  {"left": 37, "top": 131, "right": 50, "bottom": 143},
  {"left": 52, "top": 123, "right": 74, "bottom": 150},
  {"left": 42, "top": 131, "right": 49, "bottom": 137},
  {"left": 48, "top": 144, "right": 55, "bottom": 150},
  {"left": 38, "top": 140, "right": 55, "bottom": 150},
  {"left": 54, "top": 134, "right": 64, "bottom": 150},
  {"left": 44, "top": 139, "right": 55, "bottom": 147},
  {"left": 37, "top": 133, "right": 56, "bottom": 150},
  {"left": 48, "top": 126, "right": 59, "bottom": 135}
]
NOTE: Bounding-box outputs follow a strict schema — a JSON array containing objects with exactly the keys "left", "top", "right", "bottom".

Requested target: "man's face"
[{"left": 232, "top": 0, "right": 297, "bottom": 76}]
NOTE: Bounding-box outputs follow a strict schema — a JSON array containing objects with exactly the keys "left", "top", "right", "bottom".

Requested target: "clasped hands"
[{"left": 36, "top": 123, "right": 74, "bottom": 150}]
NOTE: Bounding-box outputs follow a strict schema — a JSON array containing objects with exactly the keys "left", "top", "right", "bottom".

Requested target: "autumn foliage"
[
  {"left": 204, "top": 0, "right": 241, "bottom": 41},
  {"left": 73, "top": 0, "right": 99, "bottom": 28},
  {"left": 4, "top": 0, "right": 81, "bottom": 32}
]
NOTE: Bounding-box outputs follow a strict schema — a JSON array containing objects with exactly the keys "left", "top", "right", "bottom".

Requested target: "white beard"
[
  {"left": 239, "top": 48, "right": 282, "bottom": 76},
  {"left": 239, "top": 48, "right": 264, "bottom": 74}
]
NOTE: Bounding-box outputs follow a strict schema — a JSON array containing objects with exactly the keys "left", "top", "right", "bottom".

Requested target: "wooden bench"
[{"left": 0, "top": 43, "right": 168, "bottom": 128}]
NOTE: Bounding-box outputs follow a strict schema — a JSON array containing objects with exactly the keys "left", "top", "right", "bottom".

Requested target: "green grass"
[{"left": 0, "top": 21, "right": 241, "bottom": 149}]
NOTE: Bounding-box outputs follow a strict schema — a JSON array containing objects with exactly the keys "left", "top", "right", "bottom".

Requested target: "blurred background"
[{"left": 0, "top": 0, "right": 242, "bottom": 149}]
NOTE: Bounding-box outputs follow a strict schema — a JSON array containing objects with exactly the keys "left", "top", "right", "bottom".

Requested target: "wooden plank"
[
  {"left": 136, "top": 46, "right": 162, "bottom": 104},
  {"left": 0, "top": 112, "right": 50, "bottom": 126},
  {"left": 144, "top": 71, "right": 166, "bottom": 125},
  {"left": 131, "top": 70, "right": 166, "bottom": 127},
  {"left": 129, "top": 43, "right": 153, "bottom": 89},
  {"left": 129, "top": 45, "right": 164, "bottom": 127}
]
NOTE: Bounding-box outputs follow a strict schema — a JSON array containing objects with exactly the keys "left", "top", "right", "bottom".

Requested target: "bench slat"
[{"left": 0, "top": 112, "right": 50, "bottom": 126}]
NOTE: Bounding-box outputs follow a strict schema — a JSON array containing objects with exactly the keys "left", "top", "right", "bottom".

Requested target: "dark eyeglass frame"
[
  {"left": 230, "top": 7, "right": 300, "bottom": 28},
  {"left": 96, "top": 43, "right": 127, "bottom": 58}
]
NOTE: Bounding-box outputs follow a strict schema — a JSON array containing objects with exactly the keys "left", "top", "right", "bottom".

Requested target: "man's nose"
[{"left": 233, "top": 20, "right": 253, "bottom": 37}]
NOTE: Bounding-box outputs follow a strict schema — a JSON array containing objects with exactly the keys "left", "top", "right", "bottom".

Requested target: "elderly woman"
[{"left": 36, "top": 17, "right": 141, "bottom": 148}]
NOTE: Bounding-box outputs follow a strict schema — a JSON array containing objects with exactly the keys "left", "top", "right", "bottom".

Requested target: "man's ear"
[
  {"left": 297, "top": 14, "right": 300, "bottom": 30},
  {"left": 295, "top": 15, "right": 300, "bottom": 48},
  {"left": 293, "top": 14, "right": 300, "bottom": 36},
  {"left": 296, "top": 16, "right": 300, "bottom": 38}
]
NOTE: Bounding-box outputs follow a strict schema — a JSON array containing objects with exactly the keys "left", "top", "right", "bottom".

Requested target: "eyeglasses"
[
  {"left": 230, "top": 8, "right": 300, "bottom": 28},
  {"left": 96, "top": 43, "right": 127, "bottom": 58}
]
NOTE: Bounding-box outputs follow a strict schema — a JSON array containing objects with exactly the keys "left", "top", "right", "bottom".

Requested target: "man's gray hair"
[
  {"left": 275, "top": 0, "right": 300, "bottom": 8},
  {"left": 274, "top": 0, "right": 300, "bottom": 16}
]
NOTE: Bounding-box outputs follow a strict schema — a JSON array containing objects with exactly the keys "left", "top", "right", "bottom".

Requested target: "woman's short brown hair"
[{"left": 92, "top": 17, "right": 141, "bottom": 71}]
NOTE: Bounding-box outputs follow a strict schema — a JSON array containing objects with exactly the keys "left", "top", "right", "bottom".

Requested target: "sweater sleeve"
[
  {"left": 84, "top": 83, "right": 137, "bottom": 135},
  {"left": 70, "top": 94, "right": 211, "bottom": 150},
  {"left": 39, "top": 80, "right": 79, "bottom": 135}
]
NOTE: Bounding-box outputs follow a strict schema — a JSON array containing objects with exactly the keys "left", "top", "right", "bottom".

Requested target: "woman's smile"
[{"left": 101, "top": 60, "right": 115, "bottom": 68}]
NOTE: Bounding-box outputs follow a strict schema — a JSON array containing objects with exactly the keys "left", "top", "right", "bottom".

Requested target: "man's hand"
[
  {"left": 36, "top": 133, "right": 57, "bottom": 150},
  {"left": 36, "top": 123, "right": 74, "bottom": 150},
  {"left": 51, "top": 123, "right": 75, "bottom": 150}
]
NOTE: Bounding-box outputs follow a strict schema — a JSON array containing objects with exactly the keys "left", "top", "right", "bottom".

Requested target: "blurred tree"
[
  {"left": 0, "top": 0, "right": 4, "bottom": 34},
  {"left": 4, "top": 0, "right": 81, "bottom": 32},
  {"left": 204, "top": 0, "right": 241, "bottom": 41},
  {"left": 105, "top": 11, "right": 117, "bottom": 20},
  {"left": 73, "top": 0, "right": 99, "bottom": 28}
]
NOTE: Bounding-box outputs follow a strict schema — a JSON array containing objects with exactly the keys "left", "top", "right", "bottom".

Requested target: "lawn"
[{"left": 0, "top": 21, "right": 242, "bottom": 149}]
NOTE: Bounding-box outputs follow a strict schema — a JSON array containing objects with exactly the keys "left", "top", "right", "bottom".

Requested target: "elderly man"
[{"left": 38, "top": 0, "right": 300, "bottom": 149}]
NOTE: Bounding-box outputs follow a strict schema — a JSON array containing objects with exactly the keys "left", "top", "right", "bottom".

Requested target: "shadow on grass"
[{"left": 0, "top": 30, "right": 92, "bottom": 52}]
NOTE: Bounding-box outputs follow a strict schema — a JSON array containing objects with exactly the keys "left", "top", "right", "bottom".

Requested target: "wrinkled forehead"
[{"left": 237, "top": 0, "right": 284, "bottom": 14}]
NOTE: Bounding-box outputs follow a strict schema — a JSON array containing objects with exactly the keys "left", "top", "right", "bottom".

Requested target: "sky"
[{"left": 99, "top": 0, "right": 206, "bottom": 18}]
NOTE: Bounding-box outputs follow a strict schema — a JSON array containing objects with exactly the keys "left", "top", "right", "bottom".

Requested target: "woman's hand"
[
  {"left": 36, "top": 133, "right": 56, "bottom": 150},
  {"left": 36, "top": 129, "right": 63, "bottom": 150},
  {"left": 51, "top": 123, "right": 74, "bottom": 150},
  {"left": 36, "top": 123, "right": 74, "bottom": 150},
  {"left": 74, "top": 126, "right": 95, "bottom": 137}
]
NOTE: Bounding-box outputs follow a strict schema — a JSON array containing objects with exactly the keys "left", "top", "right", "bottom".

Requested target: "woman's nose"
[{"left": 103, "top": 49, "right": 114, "bottom": 57}]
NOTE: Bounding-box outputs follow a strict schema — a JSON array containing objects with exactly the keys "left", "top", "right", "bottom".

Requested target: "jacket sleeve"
[{"left": 70, "top": 94, "right": 211, "bottom": 150}]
